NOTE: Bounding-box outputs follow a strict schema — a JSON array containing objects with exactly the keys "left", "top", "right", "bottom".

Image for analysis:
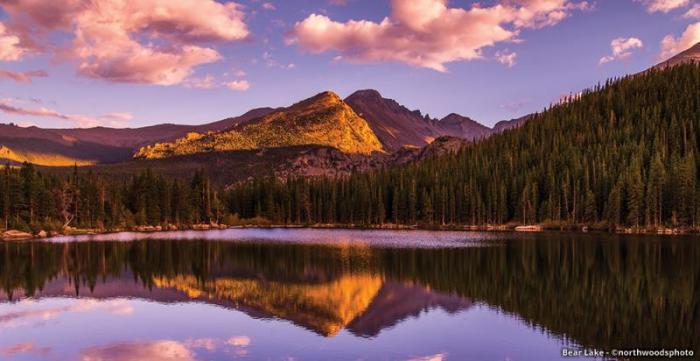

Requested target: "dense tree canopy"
[{"left": 0, "top": 165, "right": 223, "bottom": 233}]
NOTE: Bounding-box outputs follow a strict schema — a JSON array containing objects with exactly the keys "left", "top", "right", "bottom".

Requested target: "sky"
[{"left": 0, "top": 0, "right": 698, "bottom": 129}]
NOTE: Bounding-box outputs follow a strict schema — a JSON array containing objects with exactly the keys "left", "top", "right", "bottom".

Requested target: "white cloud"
[
  {"left": 599, "top": 37, "right": 643, "bottom": 64},
  {"left": 495, "top": 50, "right": 517, "bottom": 67},
  {"left": 407, "top": 353, "right": 447, "bottom": 361},
  {"left": 225, "top": 80, "right": 251, "bottom": 91}
]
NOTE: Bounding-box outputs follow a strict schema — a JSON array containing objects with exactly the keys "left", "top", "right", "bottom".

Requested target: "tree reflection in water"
[{"left": 0, "top": 232, "right": 697, "bottom": 352}]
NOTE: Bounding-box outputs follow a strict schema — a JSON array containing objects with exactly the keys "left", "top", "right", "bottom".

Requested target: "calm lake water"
[{"left": 0, "top": 229, "right": 697, "bottom": 361}]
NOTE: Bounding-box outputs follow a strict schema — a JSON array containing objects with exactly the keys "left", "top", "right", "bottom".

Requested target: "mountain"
[
  {"left": 654, "top": 42, "right": 700, "bottom": 69},
  {"left": 0, "top": 108, "right": 275, "bottom": 166},
  {"left": 492, "top": 114, "right": 532, "bottom": 133},
  {"left": 345, "top": 89, "right": 510, "bottom": 151},
  {"left": 0, "top": 123, "right": 133, "bottom": 166},
  {"left": 345, "top": 89, "right": 444, "bottom": 151},
  {"left": 135, "top": 91, "right": 384, "bottom": 159},
  {"left": 2, "top": 87, "right": 522, "bottom": 167},
  {"left": 1, "top": 267, "right": 472, "bottom": 339},
  {"left": 437, "top": 113, "right": 492, "bottom": 140},
  {"left": 53, "top": 107, "right": 275, "bottom": 149}
]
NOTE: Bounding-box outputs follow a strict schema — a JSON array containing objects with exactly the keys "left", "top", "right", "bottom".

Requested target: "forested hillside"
[
  {"left": 1, "top": 64, "right": 698, "bottom": 234},
  {"left": 227, "top": 64, "right": 700, "bottom": 229}
]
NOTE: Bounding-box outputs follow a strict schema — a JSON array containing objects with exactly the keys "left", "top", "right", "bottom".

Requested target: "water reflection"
[{"left": 0, "top": 231, "right": 698, "bottom": 360}]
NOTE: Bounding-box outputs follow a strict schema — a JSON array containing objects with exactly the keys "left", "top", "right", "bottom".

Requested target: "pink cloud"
[
  {"left": 684, "top": 4, "right": 700, "bottom": 18},
  {"left": 0, "top": 69, "right": 47, "bottom": 82},
  {"left": 0, "top": 99, "right": 133, "bottom": 128},
  {"left": 599, "top": 37, "right": 644, "bottom": 64},
  {"left": 659, "top": 21, "right": 700, "bottom": 60},
  {"left": 0, "top": 23, "right": 27, "bottom": 61},
  {"left": 80, "top": 340, "right": 196, "bottom": 361},
  {"left": 289, "top": 0, "right": 589, "bottom": 72},
  {"left": 636, "top": 0, "right": 690, "bottom": 13},
  {"left": 0, "top": 0, "right": 249, "bottom": 85},
  {"left": 226, "top": 336, "right": 251, "bottom": 347},
  {"left": 1, "top": 342, "right": 50, "bottom": 357}
]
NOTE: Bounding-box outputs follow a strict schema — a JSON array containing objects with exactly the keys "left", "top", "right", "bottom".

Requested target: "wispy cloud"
[
  {"left": 495, "top": 50, "right": 517, "bottom": 68},
  {"left": 636, "top": 0, "right": 690, "bottom": 13},
  {"left": 80, "top": 335, "right": 252, "bottom": 361},
  {"left": 1, "top": 343, "right": 50, "bottom": 357},
  {"left": 80, "top": 340, "right": 196, "bottom": 361},
  {"left": 0, "top": 69, "right": 47, "bottom": 83},
  {"left": 683, "top": 3, "right": 700, "bottom": 18},
  {"left": 599, "top": 37, "right": 643, "bottom": 65},
  {"left": 500, "top": 99, "right": 529, "bottom": 112},
  {"left": 0, "top": 99, "right": 133, "bottom": 128},
  {"left": 407, "top": 352, "right": 447, "bottom": 361},
  {"left": 225, "top": 80, "right": 251, "bottom": 91}
]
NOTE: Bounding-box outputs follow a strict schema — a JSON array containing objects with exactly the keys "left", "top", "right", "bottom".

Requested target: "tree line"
[
  {"left": 1, "top": 64, "right": 699, "bottom": 232},
  {"left": 0, "top": 165, "right": 225, "bottom": 233}
]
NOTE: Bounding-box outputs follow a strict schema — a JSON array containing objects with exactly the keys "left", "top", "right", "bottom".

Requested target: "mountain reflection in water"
[{"left": 0, "top": 231, "right": 698, "bottom": 360}]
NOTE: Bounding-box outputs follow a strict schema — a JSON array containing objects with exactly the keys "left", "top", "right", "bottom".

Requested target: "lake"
[{"left": 0, "top": 229, "right": 697, "bottom": 361}]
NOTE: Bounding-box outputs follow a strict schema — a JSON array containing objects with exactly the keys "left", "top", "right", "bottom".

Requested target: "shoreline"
[{"left": 1, "top": 222, "right": 697, "bottom": 241}]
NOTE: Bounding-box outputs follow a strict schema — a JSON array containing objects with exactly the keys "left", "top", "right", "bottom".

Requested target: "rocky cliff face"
[
  {"left": 345, "top": 89, "right": 499, "bottom": 151},
  {"left": 274, "top": 136, "right": 471, "bottom": 180},
  {"left": 436, "top": 113, "right": 492, "bottom": 140},
  {"left": 345, "top": 89, "right": 444, "bottom": 152}
]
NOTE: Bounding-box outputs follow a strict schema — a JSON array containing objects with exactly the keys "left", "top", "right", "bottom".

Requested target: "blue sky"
[{"left": 0, "top": 0, "right": 698, "bottom": 128}]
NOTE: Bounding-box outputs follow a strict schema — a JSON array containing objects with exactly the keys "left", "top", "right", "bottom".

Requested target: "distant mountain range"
[
  {"left": 134, "top": 88, "right": 528, "bottom": 159},
  {"left": 0, "top": 89, "right": 522, "bottom": 166},
  {"left": 0, "top": 107, "right": 274, "bottom": 166},
  {"left": 2, "top": 42, "right": 697, "bottom": 172}
]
